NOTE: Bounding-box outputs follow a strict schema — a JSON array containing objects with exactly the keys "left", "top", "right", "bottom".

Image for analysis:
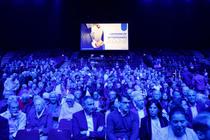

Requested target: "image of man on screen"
[{"left": 85, "top": 24, "right": 104, "bottom": 50}]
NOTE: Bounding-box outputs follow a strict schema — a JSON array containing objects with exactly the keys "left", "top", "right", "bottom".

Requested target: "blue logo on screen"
[{"left": 121, "top": 23, "right": 127, "bottom": 31}]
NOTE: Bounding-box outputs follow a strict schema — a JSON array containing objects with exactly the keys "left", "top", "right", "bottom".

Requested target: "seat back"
[
  {"left": 48, "top": 129, "right": 71, "bottom": 140},
  {"left": 15, "top": 129, "right": 39, "bottom": 140},
  {"left": 58, "top": 119, "right": 72, "bottom": 131},
  {"left": 58, "top": 119, "right": 73, "bottom": 138}
]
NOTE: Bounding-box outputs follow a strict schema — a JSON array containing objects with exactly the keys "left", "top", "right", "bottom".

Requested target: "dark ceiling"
[{"left": 0, "top": 0, "right": 209, "bottom": 51}]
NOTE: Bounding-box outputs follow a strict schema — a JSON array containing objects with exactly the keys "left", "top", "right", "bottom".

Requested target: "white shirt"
[
  {"left": 190, "top": 106, "right": 198, "bottom": 119},
  {"left": 94, "top": 100, "right": 100, "bottom": 108},
  {"left": 137, "top": 109, "right": 145, "bottom": 127},
  {"left": 84, "top": 112, "right": 94, "bottom": 132},
  {"left": 151, "top": 118, "right": 161, "bottom": 140},
  {"left": 36, "top": 108, "right": 45, "bottom": 119}
]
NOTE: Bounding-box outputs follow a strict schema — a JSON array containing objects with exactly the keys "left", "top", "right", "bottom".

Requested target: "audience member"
[
  {"left": 159, "top": 106, "right": 198, "bottom": 140},
  {"left": 192, "top": 111, "right": 210, "bottom": 140},
  {"left": 26, "top": 97, "right": 53, "bottom": 140},
  {"left": 59, "top": 94, "right": 83, "bottom": 121},
  {"left": 72, "top": 96, "right": 105, "bottom": 139},
  {"left": 140, "top": 99, "right": 168, "bottom": 140},
  {"left": 107, "top": 95, "right": 139, "bottom": 140},
  {"left": 0, "top": 97, "right": 26, "bottom": 140}
]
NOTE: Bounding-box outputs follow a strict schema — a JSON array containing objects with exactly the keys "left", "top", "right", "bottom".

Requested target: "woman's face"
[{"left": 149, "top": 103, "right": 159, "bottom": 118}]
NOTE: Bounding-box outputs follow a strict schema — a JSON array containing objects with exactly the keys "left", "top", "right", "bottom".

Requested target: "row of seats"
[{"left": 16, "top": 119, "right": 72, "bottom": 140}]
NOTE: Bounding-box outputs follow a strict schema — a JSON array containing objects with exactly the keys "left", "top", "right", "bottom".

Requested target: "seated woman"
[
  {"left": 26, "top": 96, "right": 53, "bottom": 140},
  {"left": 140, "top": 99, "right": 168, "bottom": 140}
]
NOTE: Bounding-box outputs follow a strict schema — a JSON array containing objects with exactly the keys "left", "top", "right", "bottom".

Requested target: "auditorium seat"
[
  {"left": 58, "top": 119, "right": 73, "bottom": 138},
  {"left": 48, "top": 129, "right": 71, "bottom": 140},
  {"left": 15, "top": 129, "right": 39, "bottom": 140}
]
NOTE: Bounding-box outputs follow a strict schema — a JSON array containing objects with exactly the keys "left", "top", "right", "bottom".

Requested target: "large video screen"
[{"left": 80, "top": 23, "right": 129, "bottom": 50}]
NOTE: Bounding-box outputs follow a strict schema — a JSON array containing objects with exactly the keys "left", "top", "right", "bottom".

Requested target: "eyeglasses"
[{"left": 121, "top": 101, "right": 130, "bottom": 104}]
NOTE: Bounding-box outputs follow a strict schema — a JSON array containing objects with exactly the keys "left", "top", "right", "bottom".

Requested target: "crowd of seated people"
[{"left": 0, "top": 50, "right": 209, "bottom": 140}]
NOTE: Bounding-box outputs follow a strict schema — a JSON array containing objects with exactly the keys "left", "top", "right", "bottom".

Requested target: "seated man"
[
  {"left": 131, "top": 91, "right": 147, "bottom": 126},
  {"left": 0, "top": 97, "right": 26, "bottom": 140},
  {"left": 159, "top": 106, "right": 198, "bottom": 140},
  {"left": 26, "top": 96, "right": 53, "bottom": 140},
  {"left": 186, "top": 89, "right": 206, "bottom": 121},
  {"left": 106, "top": 95, "right": 139, "bottom": 140},
  {"left": 3, "top": 73, "right": 20, "bottom": 98},
  {"left": 72, "top": 96, "right": 105, "bottom": 140},
  {"left": 192, "top": 112, "right": 210, "bottom": 140}
]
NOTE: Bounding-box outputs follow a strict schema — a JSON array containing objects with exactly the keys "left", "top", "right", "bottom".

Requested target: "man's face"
[
  {"left": 38, "top": 82, "right": 44, "bottom": 89},
  {"left": 107, "top": 82, "right": 113, "bottom": 88},
  {"left": 74, "top": 91, "right": 82, "bottom": 99},
  {"left": 153, "top": 90, "right": 161, "bottom": 101},
  {"left": 134, "top": 96, "right": 144, "bottom": 110},
  {"left": 34, "top": 100, "right": 44, "bottom": 113},
  {"left": 162, "top": 92, "right": 168, "bottom": 100},
  {"left": 9, "top": 102, "right": 19, "bottom": 117},
  {"left": 116, "top": 83, "right": 121, "bottom": 88},
  {"left": 66, "top": 98, "right": 74, "bottom": 107},
  {"left": 84, "top": 98, "right": 95, "bottom": 115},
  {"left": 198, "top": 129, "right": 210, "bottom": 140},
  {"left": 170, "top": 112, "right": 187, "bottom": 137},
  {"left": 93, "top": 91, "right": 100, "bottom": 100},
  {"left": 120, "top": 97, "right": 130, "bottom": 114},
  {"left": 196, "top": 119, "right": 210, "bottom": 140},
  {"left": 173, "top": 91, "right": 182, "bottom": 102},
  {"left": 127, "top": 89, "right": 133, "bottom": 98},
  {"left": 187, "top": 90, "right": 196, "bottom": 104},
  {"left": 49, "top": 94, "right": 57, "bottom": 104},
  {"left": 182, "top": 87, "right": 189, "bottom": 96},
  {"left": 109, "top": 91, "right": 117, "bottom": 102}
]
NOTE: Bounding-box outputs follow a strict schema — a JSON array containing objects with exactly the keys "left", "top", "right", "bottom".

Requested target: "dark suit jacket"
[
  {"left": 0, "top": 116, "right": 9, "bottom": 140},
  {"left": 106, "top": 110, "right": 139, "bottom": 140},
  {"left": 140, "top": 116, "right": 168, "bottom": 140},
  {"left": 72, "top": 110, "right": 105, "bottom": 140},
  {"left": 26, "top": 107, "right": 53, "bottom": 135},
  {"left": 188, "top": 102, "right": 207, "bottom": 123}
]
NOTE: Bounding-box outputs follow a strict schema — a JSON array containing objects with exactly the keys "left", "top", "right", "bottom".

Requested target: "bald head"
[{"left": 187, "top": 89, "right": 197, "bottom": 105}]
